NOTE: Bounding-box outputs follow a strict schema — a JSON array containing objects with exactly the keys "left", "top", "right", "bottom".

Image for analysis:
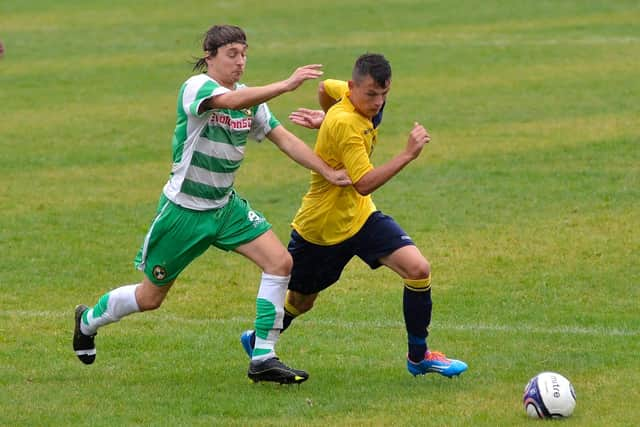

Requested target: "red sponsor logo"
[{"left": 210, "top": 112, "right": 252, "bottom": 131}]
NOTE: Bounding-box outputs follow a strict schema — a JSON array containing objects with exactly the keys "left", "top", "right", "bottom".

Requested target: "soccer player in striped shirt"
[
  {"left": 72, "top": 24, "right": 351, "bottom": 385},
  {"left": 242, "top": 54, "right": 468, "bottom": 378}
]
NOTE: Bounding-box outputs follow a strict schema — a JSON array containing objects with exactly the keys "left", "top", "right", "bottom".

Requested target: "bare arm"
[
  {"left": 353, "top": 122, "right": 431, "bottom": 195},
  {"left": 201, "top": 64, "right": 323, "bottom": 112},
  {"left": 266, "top": 125, "right": 352, "bottom": 187}
]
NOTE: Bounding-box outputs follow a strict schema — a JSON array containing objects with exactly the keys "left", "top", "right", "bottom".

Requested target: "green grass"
[{"left": 1, "top": 0, "right": 639, "bottom": 425}]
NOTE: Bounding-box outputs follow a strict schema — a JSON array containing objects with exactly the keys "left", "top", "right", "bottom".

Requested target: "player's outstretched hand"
[
  {"left": 289, "top": 108, "right": 325, "bottom": 129},
  {"left": 323, "top": 168, "right": 352, "bottom": 187},
  {"left": 406, "top": 122, "right": 431, "bottom": 159},
  {"left": 283, "top": 64, "right": 323, "bottom": 92}
]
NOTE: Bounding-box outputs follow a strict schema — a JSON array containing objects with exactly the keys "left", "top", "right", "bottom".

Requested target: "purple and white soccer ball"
[{"left": 523, "top": 372, "right": 576, "bottom": 419}]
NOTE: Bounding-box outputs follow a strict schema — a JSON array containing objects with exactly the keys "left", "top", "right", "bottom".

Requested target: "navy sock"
[
  {"left": 408, "top": 335, "right": 427, "bottom": 363},
  {"left": 404, "top": 288, "right": 432, "bottom": 362}
]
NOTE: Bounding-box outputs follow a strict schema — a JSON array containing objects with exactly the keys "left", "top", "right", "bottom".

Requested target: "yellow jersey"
[
  {"left": 322, "top": 78, "right": 348, "bottom": 102},
  {"left": 291, "top": 82, "right": 378, "bottom": 245}
]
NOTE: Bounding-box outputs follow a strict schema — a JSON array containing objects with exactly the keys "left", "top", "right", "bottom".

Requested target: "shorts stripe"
[{"left": 137, "top": 200, "right": 171, "bottom": 272}]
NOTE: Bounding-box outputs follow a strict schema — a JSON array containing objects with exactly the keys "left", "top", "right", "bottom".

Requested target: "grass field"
[{"left": 1, "top": 1, "right": 639, "bottom": 425}]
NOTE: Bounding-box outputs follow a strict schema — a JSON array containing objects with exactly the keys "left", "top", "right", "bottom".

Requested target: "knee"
[
  {"left": 137, "top": 295, "right": 164, "bottom": 311},
  {"left": 405, "top": 258, "right": 431, "bottom": 280},
  {"left": 136, "top": 280, "right": 171, "bottom": 311},
  {"left": 268, "top": 251, "right": 293, "bottom": 277}
]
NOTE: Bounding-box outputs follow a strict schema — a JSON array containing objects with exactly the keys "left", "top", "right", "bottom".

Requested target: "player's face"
[
  {"left": 349, "top": 75, "right": 390, "bottom": 119},
  {"left": 206, "top": 43, "right": 247, "bottom": 87}
]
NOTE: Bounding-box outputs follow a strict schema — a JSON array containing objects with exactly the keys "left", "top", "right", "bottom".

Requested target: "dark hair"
[
  {"left": 352, "top": 53, "right": 391, "bottom": 87},
  {"left": 192, "top": 25, "right": 247, "bottom": 72}
]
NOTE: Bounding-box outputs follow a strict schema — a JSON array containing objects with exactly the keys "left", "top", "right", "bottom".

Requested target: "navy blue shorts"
[{"left": 288, "top": 211, "right": 415, "bottom": 295}]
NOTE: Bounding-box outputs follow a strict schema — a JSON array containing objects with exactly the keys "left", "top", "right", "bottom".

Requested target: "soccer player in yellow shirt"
[{"left": 242, "top": 53, "right": 467, "bottom": 377}]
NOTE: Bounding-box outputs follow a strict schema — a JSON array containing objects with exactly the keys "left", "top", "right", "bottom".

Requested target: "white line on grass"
[
  {"left": 282, "top": 36, "right": 640, "bottom": 50},
  {"left": 2, "top": 310, "right": 638, "bottom": 337},
  {"left": 454, "top": 36, "right": 640, "bottom": 46}
]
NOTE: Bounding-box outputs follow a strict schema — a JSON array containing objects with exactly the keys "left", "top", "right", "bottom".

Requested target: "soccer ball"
[{"left": 523, "top": 372, "right": 576, "bottom": 419}]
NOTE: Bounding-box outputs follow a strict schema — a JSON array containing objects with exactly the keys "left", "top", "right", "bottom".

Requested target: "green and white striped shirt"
[{"left": 163, "top": 73, "right": 280, "bottom": 210}]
